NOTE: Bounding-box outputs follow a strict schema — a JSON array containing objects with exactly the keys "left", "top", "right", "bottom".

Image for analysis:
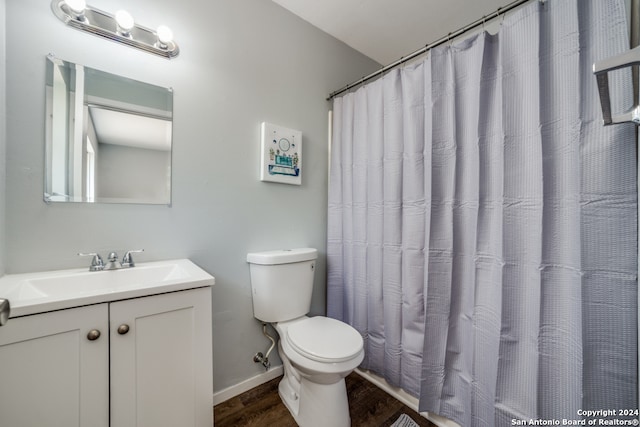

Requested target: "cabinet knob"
[
  {"left": 117, "top": 324, "right": 130, "bottom": 335},
  {"left": 87, "top": 329, "right": 101, "bottom": 341},
  {"left": 0, "top": 298, "right": 10, "bottom": 327}
]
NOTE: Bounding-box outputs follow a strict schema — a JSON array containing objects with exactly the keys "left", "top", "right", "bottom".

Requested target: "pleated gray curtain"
[{"left": 327, "top": 1, "right": 638, "bottom": 426}]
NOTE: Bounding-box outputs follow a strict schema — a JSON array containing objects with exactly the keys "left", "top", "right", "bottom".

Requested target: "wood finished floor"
[{"left": 214, "top": 372, "right": 436, "bottom": 427}]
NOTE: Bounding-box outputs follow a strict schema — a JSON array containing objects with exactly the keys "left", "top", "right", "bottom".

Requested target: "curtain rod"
[{"left": 327, "top": 0, "right": 541, "bottom": 101}]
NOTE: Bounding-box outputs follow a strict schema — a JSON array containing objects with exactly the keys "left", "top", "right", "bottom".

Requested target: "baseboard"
[
  {"left": 355, "top": 368, "right": 460, "bottom": 427},
  {"left": 213, "top": 365, "right": 284, "bottom": 406}
]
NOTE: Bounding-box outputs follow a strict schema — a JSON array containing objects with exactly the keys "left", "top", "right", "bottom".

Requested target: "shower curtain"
[{"left": 327, "top": 1, "right": 638, "bottom": 426}]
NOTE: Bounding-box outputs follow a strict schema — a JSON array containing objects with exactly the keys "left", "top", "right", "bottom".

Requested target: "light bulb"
[
  {"left": 156, "top": 25, "right": 173, "bottom": 47},
  {"left": 115, "top": 10, "right": 135, "bottom": 34},
  {"left": 64, "top": 0, "right": 86, "bottom": 14}
]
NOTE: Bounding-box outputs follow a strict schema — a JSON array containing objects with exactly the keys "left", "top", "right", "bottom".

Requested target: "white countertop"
[{"left": 0, "top": 259, "right": 215, "bottom": 318}]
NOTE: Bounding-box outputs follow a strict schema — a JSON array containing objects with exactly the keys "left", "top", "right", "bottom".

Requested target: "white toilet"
[{"left": 247, "top": 248, "right": 364, "bottom": 427}]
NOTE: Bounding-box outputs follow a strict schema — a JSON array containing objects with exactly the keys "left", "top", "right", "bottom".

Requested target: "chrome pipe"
[{"left": 253, "top": 323, "right": 276, "bottom": 370}]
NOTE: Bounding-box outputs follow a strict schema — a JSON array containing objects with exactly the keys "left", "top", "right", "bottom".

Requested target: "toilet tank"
[{"left": 247, "top": 248, "right": 318, "bottom": 323}]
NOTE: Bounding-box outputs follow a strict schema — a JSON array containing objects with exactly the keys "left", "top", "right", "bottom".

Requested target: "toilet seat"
[{"left": 286, "top": 317, "right": 363, "bottom": 363}]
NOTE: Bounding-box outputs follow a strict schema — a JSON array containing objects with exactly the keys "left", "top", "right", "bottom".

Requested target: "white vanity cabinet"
[
  {"left": 0, "top": 304, "right": 110, "bottom": 427},
  {"left": 0, "top": 286, "right": 213, "bottom": 427},
  {"left": 110, "top": 287, "right": 213, "bottom": 427}
]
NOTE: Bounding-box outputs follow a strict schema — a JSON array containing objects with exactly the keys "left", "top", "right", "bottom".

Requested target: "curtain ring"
[
  {"left": 482, "top": 15, "right": 486, "bottom": 31},
  {"left": 447, "top": 32, "right": 452, "bottom": 46},
  {"left": 500, "top": 8, "right": 507, "bottom": 26}
]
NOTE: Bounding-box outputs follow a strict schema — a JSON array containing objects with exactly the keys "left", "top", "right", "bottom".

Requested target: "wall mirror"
[{"left": 45, "top": 54, "right": 173, "bottom": 205}]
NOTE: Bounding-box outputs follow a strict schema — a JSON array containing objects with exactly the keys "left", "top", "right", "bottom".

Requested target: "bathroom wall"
[
  {"left": 0, "top": 0, "right": 6, "bottom": 276},
  {"left": 4, "top": 0, "right": 378, "bottom": 393},
  {"left": 96, "top": 144, "right": 170, "bottom": 201}
]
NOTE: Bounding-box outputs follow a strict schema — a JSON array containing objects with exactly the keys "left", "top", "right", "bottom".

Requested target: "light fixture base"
[{"left": 51, "top": 0, "right": 179, "bottom": 59}]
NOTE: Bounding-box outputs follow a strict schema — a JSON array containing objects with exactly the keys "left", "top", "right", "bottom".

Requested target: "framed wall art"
[{"left": 260, "top": 122, "right": 302, "bottom": 185}]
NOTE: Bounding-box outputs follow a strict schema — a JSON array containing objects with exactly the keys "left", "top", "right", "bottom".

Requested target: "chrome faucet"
[
  {"left": 78, "top": 252, "right": 105, "bottom": 271},
  {"left": 122, "top": 249, "right": 144, "bottom": 268},
  {"left": 106, "top": 252, "right": 123, "bottom": 270},
  {"left": 78, "top": 249, "right": 144, "bottom": 271}
]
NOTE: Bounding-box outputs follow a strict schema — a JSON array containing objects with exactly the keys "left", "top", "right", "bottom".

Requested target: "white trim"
[
  {"left": 213, "top": 365, "right": 284, "bottom": 406},
  {"left": 328, "top": 110, "right": 332, "bottom": 185},
  {"left": 355, "top": 368, "right": 460, "bottom": 427}
]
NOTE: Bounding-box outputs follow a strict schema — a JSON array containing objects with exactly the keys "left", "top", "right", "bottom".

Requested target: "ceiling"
[
  {"left": 89, "top": 107, "right": 172, "bottom": 151},
  {"left": 272, "top": 0, "right": 516, "bottom": 65}
]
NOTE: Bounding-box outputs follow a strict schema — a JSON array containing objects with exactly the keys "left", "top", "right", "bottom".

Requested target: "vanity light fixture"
[
  {"left": 51, "top": 0, "right": 179, "bottom": 59},
  {"left": 156, "top": 25, "right": 174, "bottom": 49},
  {"left": 64, "top": 0, "right": 86, "bottom": 19},
  {"left": 114, "top": 10, "right": 135, "bottom": 37}
]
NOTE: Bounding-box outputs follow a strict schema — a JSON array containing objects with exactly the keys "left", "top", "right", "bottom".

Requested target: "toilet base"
[
  {"left": 278, "top": 373, "right": 351, "bottom": 427},
  {"left": 278, "top": 369, "right": 300, "bottom": 417},
  {"left": 272, "top": 319, "right": 363, "bottom": 427}
]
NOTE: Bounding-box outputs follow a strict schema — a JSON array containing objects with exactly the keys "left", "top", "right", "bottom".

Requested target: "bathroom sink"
[{"left": 0, "top": 259, "right": 214, "bottom": 317}]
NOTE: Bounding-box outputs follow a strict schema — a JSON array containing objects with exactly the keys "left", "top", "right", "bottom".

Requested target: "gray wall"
[
  {"left": 96, "top": 144, "right": 170, "bottom": 202},
  {"left": 4, "top": 0, "right": 378, "bottom": 392}
]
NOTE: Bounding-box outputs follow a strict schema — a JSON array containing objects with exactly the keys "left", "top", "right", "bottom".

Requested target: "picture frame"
[{"left": 260, "top": 122, "right": 302, "bottom": 185}]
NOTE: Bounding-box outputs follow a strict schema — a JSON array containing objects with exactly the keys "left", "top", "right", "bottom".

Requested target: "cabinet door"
[
  {"left": 110, "top": 287, "right": 213, "bottom": 427},
  {"left": 0, "top": 304, "right": 109, "bottom": 427}
]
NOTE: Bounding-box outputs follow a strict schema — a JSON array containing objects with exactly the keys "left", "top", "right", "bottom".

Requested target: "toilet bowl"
[
  {"left": 275, "top": 316, "right": 364, "bottom": 427},
  {"left": 246, "top": 248, "right": 364, "bottom": 427}
]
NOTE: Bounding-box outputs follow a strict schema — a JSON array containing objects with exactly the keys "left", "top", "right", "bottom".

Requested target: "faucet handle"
[
  {"left": 78, "top": 252, "right": 105, "bottom": 271},
  {"left": 122, "top": 249, "right": 144, "bottom": 267}
]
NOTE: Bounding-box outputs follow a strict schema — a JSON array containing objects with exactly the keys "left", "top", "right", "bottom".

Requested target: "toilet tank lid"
[{"left": 247, "top": 248, "right": 318, "bottom": 265}]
